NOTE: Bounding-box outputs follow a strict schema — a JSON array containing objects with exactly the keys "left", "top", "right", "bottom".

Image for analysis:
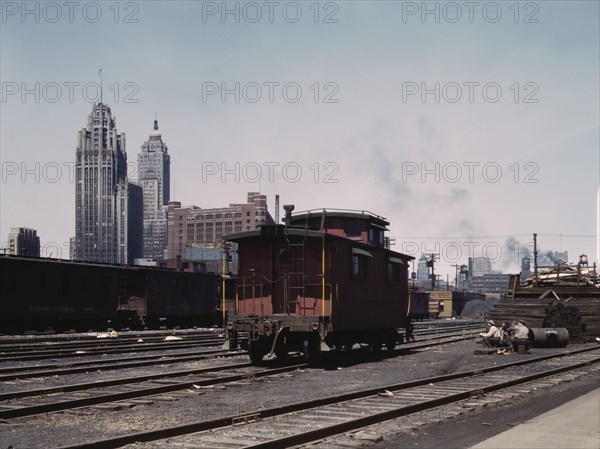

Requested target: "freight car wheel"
[
  {"left": 429, "top": 313, "right": 438, "bottom": 320},
  {"left": 386, "top": 340, "right": 396, "bottom": 353}
]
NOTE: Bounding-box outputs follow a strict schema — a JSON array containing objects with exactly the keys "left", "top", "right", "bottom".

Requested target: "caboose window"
[
  {"left": 344, "top": 220, "right": 361, "bottom": 237},
  {"left": 387, "top": 262, "right": 400, "bottom": 284},
  {"left": 352, "top": 254, "right": 367, "bottom": 280}
]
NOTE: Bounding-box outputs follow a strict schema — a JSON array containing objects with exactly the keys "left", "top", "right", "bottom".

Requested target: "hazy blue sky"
[{"left": 1, "top": 0, "right": 599, "bottom": 277}]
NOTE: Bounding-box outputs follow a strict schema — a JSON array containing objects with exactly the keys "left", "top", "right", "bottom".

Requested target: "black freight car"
[
  {"left": 224, "top": 207, "right": 414, "bottom": 362},
  {"left": 0, "top": 255, "right": 217, "bottom": 333}
]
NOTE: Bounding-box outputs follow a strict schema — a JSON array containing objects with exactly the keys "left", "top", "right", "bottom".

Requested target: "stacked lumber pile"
[
  {"left": 492, "top": 264, "right": 600, "bottom": 342},
  {"left": 489, "top": 302, "right": 549, "bottom": 329},
  {"left": 490, "top": 293, "right": 600, "bottom": 343}
]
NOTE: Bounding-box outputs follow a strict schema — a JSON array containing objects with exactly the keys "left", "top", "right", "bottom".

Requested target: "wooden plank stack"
[
  {"left": 491, "top": 262, "right": 600, "bottom": 343},
  {"left": 490, "top": 293, "right": 600, "bottom": 343}
]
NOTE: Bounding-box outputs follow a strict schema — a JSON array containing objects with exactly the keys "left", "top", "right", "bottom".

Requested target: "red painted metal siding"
[{"left": 232, "top": 230, "right": 409, "bottom": 331}]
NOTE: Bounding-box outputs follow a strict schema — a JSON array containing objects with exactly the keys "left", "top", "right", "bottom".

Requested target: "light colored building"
[
  {"left": 138, "top": 119, "right": 171, "bottom": 261},
  {"left": 74, "top": 102, "right": 141, "bottom": 264},
  {"left": 6, "top": 227, "right": 40, "bottom": 256},
  {"left": 469, "top": 256, "right": 493, "bottom": 277},
  {"left": 416, "top": 254, "right": 430, "bottom": 288},
  {"left": 166, "top": 192, "right": 274, "bottom": 264},
  {"left": 470, "top": 273, "right": 511, "bottom": 294}
]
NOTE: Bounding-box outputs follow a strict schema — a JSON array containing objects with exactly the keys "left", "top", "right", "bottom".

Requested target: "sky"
[{"left": 1, "top": 0, "right": 599, "bottom": 280}]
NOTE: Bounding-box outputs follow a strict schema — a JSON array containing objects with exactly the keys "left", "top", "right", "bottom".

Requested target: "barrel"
[{"left": 530, "top": 328, "right": 569, "bottom": 348}]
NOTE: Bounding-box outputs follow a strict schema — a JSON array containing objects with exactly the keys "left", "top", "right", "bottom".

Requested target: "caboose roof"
[
  {"left": 224, "top": 225, "right": 414, "bottom": 261},
  {"left": 289, "top": 208, "right": 390, "bottom": 229}
]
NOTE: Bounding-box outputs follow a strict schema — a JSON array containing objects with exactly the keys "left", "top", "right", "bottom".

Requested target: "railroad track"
[
  {"left": 0, "top": 348, "right": 246, "bottom": 381},
  {"left": 0, "top": 326, "right": 484, "bottom": 420},
  {"left": 0, "top": 328, "right": 223, "bottom": 350},
  {"left": 53, "top": 346, "right": 600, "bottom": 449},
  {"left": 0, "top": 335, "right": 226, "bottom": 362},
  {"left": 0, "top": 359, "right": 308, "bottom": 419}
]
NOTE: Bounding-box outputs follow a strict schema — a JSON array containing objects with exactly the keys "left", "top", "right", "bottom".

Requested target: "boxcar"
[
  {"left": 0, "top": 255, "right": 217, "bottom": 333},
  {"left": 224, "top": 207, "right": 414, "bottom": 362}
]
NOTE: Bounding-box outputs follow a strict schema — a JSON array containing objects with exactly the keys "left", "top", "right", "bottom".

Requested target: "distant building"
[
  {"left": 552, "top": 250, "right": 569, "bottom": 264},
  {"left": 520, "top": 256, "right": 532, "bottom": 285},
  {"left": 74, "top": 102, "right": 141, "bottom": 264},
  {"left": 165, "top": 192, "right": 274, "bottom": 268},
  {"left": 416, "top": 255, "right": 430, "bottom": 288},
  {"left": 6, "top": 227, "right": 40, "bottom": 256},
  {"left": 469, "top": 256, "right": 493, "bottom": 277},
  {"left": 470, "top": 273, "right": 511, "bottom": 294},
  {"left": 116, "top": 182, "right": 143, "bottom": 264},
  {"left": 138, "top": 119, "right": 170, "bottom": 261}
]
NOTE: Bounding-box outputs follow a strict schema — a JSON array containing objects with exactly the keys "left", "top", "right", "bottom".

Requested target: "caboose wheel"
[{"left": 274, "top": 348, "right": 288, "bottom": 360}]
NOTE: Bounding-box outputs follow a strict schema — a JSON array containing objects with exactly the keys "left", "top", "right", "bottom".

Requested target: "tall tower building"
[
  {"left": 74, "top": 103, "right": 141, "bottom": 264},
  {"left": 6, "top": 227, "right": 40, "bottom": 257},
  {"left": 138, "top": 119, "right": 171, "bottom": 260}
]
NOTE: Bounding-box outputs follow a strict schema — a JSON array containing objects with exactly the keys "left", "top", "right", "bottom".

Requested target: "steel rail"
[
  {"left": 53, "top": 346, "right": 600, "bottom": 449},
  {"left": 0, "top": 331, "right": 223, "bottom": 352},
  {"left": 0, "top": 338, "right": 225, "bottom": 362},
  {"left": 0, "top": 362, "right": 308, "bottom": 419},
  {"left": 0, "top": 349, "right": 245, "bottom": 381}
]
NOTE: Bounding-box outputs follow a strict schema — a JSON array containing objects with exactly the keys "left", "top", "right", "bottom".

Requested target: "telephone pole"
[{"left": 427, "top": 253, "right": 439, "bottom": 290}]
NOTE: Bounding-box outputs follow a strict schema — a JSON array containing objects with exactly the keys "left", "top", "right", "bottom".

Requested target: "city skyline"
[{"left": 1, "top": 1, "right": 598, "bottom": 278}]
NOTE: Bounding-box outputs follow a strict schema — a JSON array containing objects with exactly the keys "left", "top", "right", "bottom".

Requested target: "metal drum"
[{"left": 530, "top": 328, "right": 569, "bottom": 348}]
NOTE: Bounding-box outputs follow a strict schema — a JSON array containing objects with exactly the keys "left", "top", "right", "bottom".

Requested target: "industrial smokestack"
[{"left": 275, "top": 194, "right": 280, "bottom": 224}]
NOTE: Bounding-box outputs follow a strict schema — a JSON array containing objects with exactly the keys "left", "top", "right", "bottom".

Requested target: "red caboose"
[{"left": 224, "top": 206, "right": 414, "bottom": 362}]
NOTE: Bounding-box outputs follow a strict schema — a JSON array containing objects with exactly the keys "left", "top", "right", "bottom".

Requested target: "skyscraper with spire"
[
  {"left": 138, "top": 119, "right": 171, "bottom": 260},
  {"left": 74, "top": 103, "right": 142, "bottom": 264}
]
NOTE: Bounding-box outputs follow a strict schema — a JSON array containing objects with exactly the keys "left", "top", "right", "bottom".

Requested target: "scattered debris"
[
  {"left": 96, "top": 330, "right": 118, "bottom": 339},
  {"left": 164, "top": 336, "right": 183, "bottom": 341},
  {"left": 378, "top": 390, "right": 394, "bottom": 397}
]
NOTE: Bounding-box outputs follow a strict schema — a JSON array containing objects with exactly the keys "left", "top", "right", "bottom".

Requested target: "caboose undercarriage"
[{"left": 226, "top": 314, "right": 404, "bottom": 362}]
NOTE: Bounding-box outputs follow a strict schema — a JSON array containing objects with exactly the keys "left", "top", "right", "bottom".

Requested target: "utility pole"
[
  {"left": 384, "top": 236, "right": 395, "bottom": 250},
  {"left": 426, "top": 253, "right": 439, "bottom": 291},
  {"left": 450, "top": 264, "right": 459, "bottom": 290},
  {"left": 533, "top": 233, "right": 538, "bottom": 288}
]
